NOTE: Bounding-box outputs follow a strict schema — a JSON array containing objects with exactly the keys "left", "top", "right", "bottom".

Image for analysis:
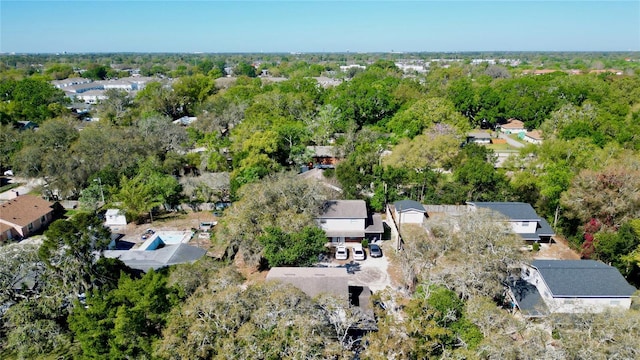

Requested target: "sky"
[{"left": 1, "top": 1, "right": 639, "bottom": 53}]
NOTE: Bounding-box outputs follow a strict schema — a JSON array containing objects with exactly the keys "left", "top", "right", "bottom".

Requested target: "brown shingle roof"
[
  {"left": 502, "top": 119, "right": 525, "bottom": 129},
  {"left": 0, "top": 195, "right": 54, "bottom": 227},
  {"left": 0, "top": 222, "right": 13, "bottom": 234},
  {"left": 526, "top": 130, "right": 544, "bottom": 140}
]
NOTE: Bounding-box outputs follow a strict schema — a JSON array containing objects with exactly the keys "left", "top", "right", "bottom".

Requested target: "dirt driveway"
[{"left": 534, "top": 235, "right": 581, "bottom": 260}]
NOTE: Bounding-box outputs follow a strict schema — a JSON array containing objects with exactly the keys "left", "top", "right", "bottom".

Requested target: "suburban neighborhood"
[{"left": 1, "top": 50, "right": 640, "bottom": 358}]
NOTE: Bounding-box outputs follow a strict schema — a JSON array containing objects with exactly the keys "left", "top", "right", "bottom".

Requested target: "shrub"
[{"left": 532, "top": 242, "right": 540, "bottom": 252}]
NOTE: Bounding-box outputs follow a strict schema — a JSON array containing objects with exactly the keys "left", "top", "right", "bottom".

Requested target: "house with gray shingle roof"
[
  {"left": 467, "top": 202, "right": 555, "bottom": 243},
  {"left": 510, "top": 260, "right": 636, "bottom": 314},
  {"left": 316, "top": 200, "right": 382, "bottom": 244},
  {"left": 103, "top": 243, "right": 206, "bottom": 273},
  {"left": 266, "top": 267, "right": 376, "bottom": 329},
  {"left": 393, "top": 200, "right": 427, "bottom": 226}
]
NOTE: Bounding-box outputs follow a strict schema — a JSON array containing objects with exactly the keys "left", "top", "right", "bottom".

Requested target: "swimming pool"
[{"left": 138, "top": 231, "right": 194, "bottom": 251}]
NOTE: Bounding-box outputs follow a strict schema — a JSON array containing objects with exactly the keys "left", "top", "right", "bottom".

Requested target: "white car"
[
  {"left": 352, "top": 244, "right": 366, "bottom": 261},
  {"left": 335, "top": 245, "right": 348, "bottom": 260}
]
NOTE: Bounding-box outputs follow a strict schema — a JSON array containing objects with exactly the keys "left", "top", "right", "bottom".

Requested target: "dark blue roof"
[
  {"left": 394, "top": 200, "right": 425, "bottom": 213},
  {"left": 509, "top": 279, "right": 548, "bottom": 317},
  {"left": 468, "top": 202, "right": 540, "bottom": 221},
  {"left": 532, "top": 260, "right": 636, "bottom": 297},
  {"left": 536, "top": 218, "right": 555, "bottom": 237}
]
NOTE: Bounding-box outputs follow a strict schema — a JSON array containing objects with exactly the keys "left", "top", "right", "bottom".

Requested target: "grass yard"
[{"left": 0, "top": 182, "right": 23, "bottom": 193}]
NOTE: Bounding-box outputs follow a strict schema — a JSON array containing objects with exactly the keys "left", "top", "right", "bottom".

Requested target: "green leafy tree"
[
  {"left": 387, "top": 97, "right": 469, "bottom": 138},
  {"left": 218, "top": 172, "right": 332, "bottom": 266},
  {"left": 259, "top": 226, "right": 328, "bottom": 267},
  {"left": 234, "top": 61, "right": 257, "bottom": 77},
  {"left": 45, "top": 63, "right": 75, "bottom": 80},
  {"left": 329, "top": 68, "right": 401, "bottom": 127},
  {"left": 69, "top": 270, "right": 176, "bottom": 359},
  {"left": 0, "top": 77, "right": 69, "bottom": 124},
  {"left": 172, "top": 74, "right": 216, "bottom": 116},
  {"left": 112, "top": 174, "right": 162, "bottom": 223},
  {"left": 39, "top": 212, "right": 112, "bottom": 295},
  {"left": 83, "top": 63, "right": 109, "bottom": 80},
  {"left": 96, "top": 89, "right": 134, "bottom": 125}
]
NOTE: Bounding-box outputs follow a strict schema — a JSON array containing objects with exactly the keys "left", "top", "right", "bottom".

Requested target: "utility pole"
[{"left": 94, "top": 177, "right": 105, "bottom": 205}]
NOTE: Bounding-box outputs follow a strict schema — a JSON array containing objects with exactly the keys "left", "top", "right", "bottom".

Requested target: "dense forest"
[{"left": 1, "top": 52, "right": 640, "bottom": 358}]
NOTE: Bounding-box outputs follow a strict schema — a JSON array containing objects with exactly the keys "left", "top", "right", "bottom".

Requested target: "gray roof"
[
  {"left": 266, "top": 267, "right": 349, "bottom": 298},
  {"left": 307, "top": 146, "right": 336, "bottom": 158},
  {"left": 365, "top": 213, "right": 384, "bottom": 234},
  {"left": 467, "top": 132, "right": 492, "bottom": 139},
  {"left": 508, "top": 279, "right": 548, "bottom": 317},
  {"left": 103, "top": 244, "right": 206, "bottom": 272},
  {"left": 320, "top": 200, "right": 367, "bottom": 219},
  {"left": 468, "top": 202, "right": 539, "bottom": 220},
  {"left": 394, "top": 200, "right": 426, "bottom": 213},
  {"left": 532, "top": 260, "right": 636, "bottom": 297},
  {"left": 536, "top": 218, "right": 555, "bottom": 237}
]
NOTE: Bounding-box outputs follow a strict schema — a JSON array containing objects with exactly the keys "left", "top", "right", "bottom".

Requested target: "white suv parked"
[
  {"left": 352, "top": 244, "right": 365, "bottom": 261},
  {"left": 335, "top": 245, "right": 348, "bottom": 260}
]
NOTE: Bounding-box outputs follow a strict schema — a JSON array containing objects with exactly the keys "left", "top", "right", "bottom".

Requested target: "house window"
[
  {"left": 350, "top": 219, "right": 358, "bottom": 224},
  {"left": 28, "top": 223, "right": 34, "bottom": 231},
  {"left": 521, "top": 221, "right": 530, "bottom": 226},
  {"left": 41, "top": 215, "right": 46, "bottom": 223},
  {"left": 320, "top": 220, "right": 327, "bottom": 224}
]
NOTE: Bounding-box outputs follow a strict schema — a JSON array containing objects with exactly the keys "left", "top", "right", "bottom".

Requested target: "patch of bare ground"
[
  {"left": 120, "top": 210, "right": 219, "bottom": 248},
  {"left": 233, "top": 249, "right": 268, "bottom": 285},
  {"left": 534, "top": 235, "right": 581, "bottom": 260},
  {"left": 380, "top": 241, "right": 406, "bottom": 290}
]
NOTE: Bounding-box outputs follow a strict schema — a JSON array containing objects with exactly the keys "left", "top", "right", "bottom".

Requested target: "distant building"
[
  {"left": 306, "top": 146, "right": 339, "bottom": 169},
  {"left": 466, "top": 131, "right": 492, "bottom": 145},
  {"left": 467, "top": 202, "right": 555, "bottom": 243},
  {"left": 51, "top": 77, "right": 92, "bottom": 89},
  {"left": 75, "top": 89, "right": 108, "bottom": 104},
  {"left": 523, "top": 130, "right": 544, "bottom": 145},
  {"left": 499, "top": 118, "right": 527, "bottom": 135}
]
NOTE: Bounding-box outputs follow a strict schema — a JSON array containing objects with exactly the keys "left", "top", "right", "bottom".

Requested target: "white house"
[
  {"left": 499, "top": 118, "right": 526, "bottom": 135},
  {"left": 75, "top": 89, "right": 108, "bottom": 104},
  {"left": 316, "top": 200, "right": 382, "bottom": 244},
  {"left": 466, "top": 131, "right": 492, "bottom": 145},
  {"left": 523, "top": 130, "right": 544, "bottom": 144},
  {"left": 509, "top": 260, "right": 636, "bottom": 315},
  {"left": 98, "top": 79, "right": 137, "bottom": 92},
  {"left": 467, "top": 202, "right": 555, "bottom": 243},
  {"left": 104, "top": 209, "right": 127, "bottom": 234},
  {"left": 51, "top": 77, "right": 92, "bottom": 89},
  {"left": 393, "top": 199, "right": 427, "bottom": 225}
]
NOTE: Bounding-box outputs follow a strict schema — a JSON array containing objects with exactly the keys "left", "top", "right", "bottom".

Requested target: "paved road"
[
  {"left": 0, "top": 177, "right": 45, "bottom": 201},
  {"left": 498, "top": 133, "right": 525, "bottom": 148}
]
